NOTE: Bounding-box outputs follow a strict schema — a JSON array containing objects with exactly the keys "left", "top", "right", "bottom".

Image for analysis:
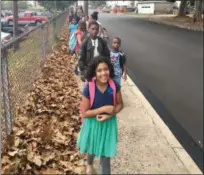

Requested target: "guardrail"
[{"left": 0, "top": 11, "right": 69, "bottom": 139}]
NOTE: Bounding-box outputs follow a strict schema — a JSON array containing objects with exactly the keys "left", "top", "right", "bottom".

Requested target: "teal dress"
[{"left": 77, "top": 81, "right": 120, "bottom": 158}]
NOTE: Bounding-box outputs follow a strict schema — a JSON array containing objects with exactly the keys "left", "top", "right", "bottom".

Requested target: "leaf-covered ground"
[{"left": 1, "top": 25, "right": 86, "bottom": 174}]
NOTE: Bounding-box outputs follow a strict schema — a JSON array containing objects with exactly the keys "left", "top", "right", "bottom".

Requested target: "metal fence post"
[
  {"left": 41, "top": 25, "right": 46, "bottom": 61},
  {"left": 45, "top": 23, "right": 49, "bottom": 54},
  {"left": 1, "top": 50, "right": 12, "bottom": 135},
  {"left": 53, "top": 15, "right": 59, "bottom": 42}
]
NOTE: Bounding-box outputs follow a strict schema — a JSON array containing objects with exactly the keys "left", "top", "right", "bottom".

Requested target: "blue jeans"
[{"left": 113, "top": 76, "right": 121, "bottom": 86}]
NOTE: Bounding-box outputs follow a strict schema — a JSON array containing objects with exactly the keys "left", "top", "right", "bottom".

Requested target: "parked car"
[
  {"left": 1, "top": 31, "right": 12, "bottom": 45},
  {"left": 102, "top": 6, "right": 111, "bottom": 13},
  {"left": 4, "top": 11, "right": 48, "bottom": 26},
  {"left": 1, "top": 22, "right": 29, "bottom": 37},
  {"left": 36, "top": 11, "right": 54, "bottom": 19},
  {"left": 1, "top": 17, "right": 7, "bottom": 24},
  {"left": 1, "top": 10, "right": 13, "bottom": 17}
]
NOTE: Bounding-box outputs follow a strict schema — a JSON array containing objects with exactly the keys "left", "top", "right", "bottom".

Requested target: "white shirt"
[
  {"left": 91, "top": 38, "right": 99, "bottom": 57},
  {"left": 97, "top": 21, "right": 103, "bottom": 38}
]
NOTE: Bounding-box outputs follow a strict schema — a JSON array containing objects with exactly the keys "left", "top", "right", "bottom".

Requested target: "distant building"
[
  {"left": 136, "top": 1, "right": 174, "bottom": 14},
  {"left": 27, "top": 1, "right": 40, "bottom": 8},
  {"left": 106, "top": 1, "right": 135, "bottom": 8}
]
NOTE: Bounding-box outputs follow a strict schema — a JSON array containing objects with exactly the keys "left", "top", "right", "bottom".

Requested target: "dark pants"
[{"left": 87, "top": 154, "right": 111, "bottom": 174}]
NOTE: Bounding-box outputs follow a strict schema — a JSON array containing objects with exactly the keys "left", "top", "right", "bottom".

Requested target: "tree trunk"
[
  {"left": 178, "top": 0, "right": 187, "bottom": 16},
  {"left": 193, "top": 0, "right": 202, "bottom": 22}
]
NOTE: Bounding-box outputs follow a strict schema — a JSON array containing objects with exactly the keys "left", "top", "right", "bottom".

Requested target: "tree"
[
  {"left": 38, "top": 0, "right": 76, "bottom": 11},
  {"left": 2, "top": 1, "right": 29, "bottom": 10},
  {"left": 2, "top": 1, "right": 13, "bottom": 10},
  {"left": 18, "top": 1, "right": 28, "bottom": 9},
  {"left": 178, "top": 0, "right": 187, "bottom": 16},
  {"left": 166, "top": 0, "right": 188, "bottom": 16},
  {"left": 90, "top": 1, "right": 106, "bottom": 7},
  {"left": 193, "top": 0, "right": 203, "bottom": 22}
]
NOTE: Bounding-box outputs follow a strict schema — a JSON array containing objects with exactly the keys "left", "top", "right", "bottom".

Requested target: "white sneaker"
[{"left": 86, "top": 165, "right": 95, "bottom": 174}]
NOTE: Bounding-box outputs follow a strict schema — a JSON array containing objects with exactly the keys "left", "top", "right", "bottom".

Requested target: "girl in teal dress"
[{"left": 77, "top": 56, "right": 124, "bottom": 174}]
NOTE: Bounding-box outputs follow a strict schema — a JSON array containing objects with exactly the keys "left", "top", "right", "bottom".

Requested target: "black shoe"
[
  {"left": 81, "top": 75, "right": 85, "bottom": 82},
  {"left": 74, "top": 67, "right": 79, "bottom": 75}
]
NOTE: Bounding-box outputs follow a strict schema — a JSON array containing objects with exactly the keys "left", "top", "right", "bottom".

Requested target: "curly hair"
[
  {"left": 91, "top": 11, "right": 99, "bottom": 20},
  {"left": 85, "top": 56, "right": 115, "bottom": 82},
  {"left": 78, "top": 20, "right": 86, "bottom": 31},
  {"left": 113, "top": 37, "right": 121, "bottom": 44},
  {"left": 88, "top": 20, "right": 99, "bottom": 29}
]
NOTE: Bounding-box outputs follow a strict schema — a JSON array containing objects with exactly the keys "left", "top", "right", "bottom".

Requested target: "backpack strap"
[
  {"left": 108, "top": 79, "right": 116, "bottom": 105},
  {"left": 88, "top": 81, "right": 95, "bottom": 108},
  {"left": 89, "top": 78, "right": 116, "bottom": 107},
  {"left": 89, "top": 79, "right": 116, "bottom": 107}
]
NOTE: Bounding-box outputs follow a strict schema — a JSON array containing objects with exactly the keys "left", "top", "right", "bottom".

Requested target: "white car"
[{"left": 1, "top": 31, "right": 12, "bottom": 45}]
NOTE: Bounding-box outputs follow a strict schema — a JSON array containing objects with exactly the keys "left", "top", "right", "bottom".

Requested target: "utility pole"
[
  {"left": 84, "top": 0, "right": 88, "bottom": 16},
  {"left": 53, "top": 0, "right": 58, "bottom": 42},
  {"left": 13, "top": 1, "right": 19, "bottom": 49}
]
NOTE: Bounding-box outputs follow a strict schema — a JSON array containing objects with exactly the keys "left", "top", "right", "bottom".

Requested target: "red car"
[
  {"left": 5, "top": 11, "right": 48, "bottom": 26},
  {"left": 102, "top": 7, "right": 111, "bottom": 13}
]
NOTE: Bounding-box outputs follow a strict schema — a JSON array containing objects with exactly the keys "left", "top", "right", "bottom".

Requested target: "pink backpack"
[{"left": 80, "top": 79, "right": 116, "bottom": 122}]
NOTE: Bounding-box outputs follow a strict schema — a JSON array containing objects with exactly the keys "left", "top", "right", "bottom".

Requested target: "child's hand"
[
  {"left": 102, "top": 105, "right": 115, "bottom": 115},
  {"left": 96, "top": 114, "right": 111, "bottom": 122},
  {"left": 123, "top": 73, "right": 127, "bottom": 81}
]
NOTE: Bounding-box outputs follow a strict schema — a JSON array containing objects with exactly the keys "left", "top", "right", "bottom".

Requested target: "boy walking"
[
  {"left": 110, "top": 37, "right": 127, "bottom": 85},
  {"left": 78, "top": 21, "right": 110, "bottom": 81}
]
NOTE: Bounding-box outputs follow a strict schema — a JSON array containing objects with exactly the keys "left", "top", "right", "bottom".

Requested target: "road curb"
[{"left": 125, "top": 76, "right": 202, "bottom": 174}]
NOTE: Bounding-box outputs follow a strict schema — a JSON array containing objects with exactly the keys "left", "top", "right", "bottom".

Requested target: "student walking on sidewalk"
[
  {"left": 90, "top": 12, "right": 103, "bottom": 38},
  {"left": 74, "top": 21, "right": 87, "bottom": 56},
  {"left": 68, "top": 17, "right": 78, "bottom": 37},
  {"left": 67, "top": 10, "right": 80, "bottom": 24},
  {"left": 110, "top": 37, "right": 127, "bottom": 85},
  {"left": 77, "top": 57, "right": 124, "bottom": 174},
  {"left": 74, "top": 21, "right": 87, "bottom": 75},
  {"left": 78, "top": 21, "right": 110, "bottom": 82}
]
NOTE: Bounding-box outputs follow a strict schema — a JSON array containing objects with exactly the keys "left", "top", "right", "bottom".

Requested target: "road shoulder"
[{"left": 109, "top": 12, "right": 203, "bottom": 31}]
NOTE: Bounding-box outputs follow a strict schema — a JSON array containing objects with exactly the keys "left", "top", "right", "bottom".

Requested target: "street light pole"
[
  {"left": 53, "top": 0, "right": 58, "bottom": 41},
  {"left": 84, "top": 0, "right": 88, "bottom": 16},
  {"left": 13, "top": 1, "right": 19, "bottom": 49},
  {"left": 13, "top": 1, "right": 18, "bottom": 37}
]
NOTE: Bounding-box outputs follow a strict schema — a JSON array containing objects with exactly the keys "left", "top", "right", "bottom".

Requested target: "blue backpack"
[{"left": 69, "top": 32, "right": 77, "bottom": 52}]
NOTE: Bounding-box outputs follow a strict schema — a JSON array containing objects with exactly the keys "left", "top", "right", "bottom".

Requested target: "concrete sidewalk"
[{"left": 76, "top": 75, "right": 202, "bottom": 174}]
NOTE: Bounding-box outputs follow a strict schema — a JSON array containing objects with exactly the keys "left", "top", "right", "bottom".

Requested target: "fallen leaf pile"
[{"left": 1, "top": 24, "right": 86, "bottom": 174}]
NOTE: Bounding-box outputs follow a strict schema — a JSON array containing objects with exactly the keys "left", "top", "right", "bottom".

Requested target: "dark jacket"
[
  {"left": 78, "top": 36, "right": 110, "bottom": 73},
  {"left": 69, "top": 15, "right": 80, "bottom": 24},
  {"left": 119, "top": 52, "right": 127, "bottom": 73}
]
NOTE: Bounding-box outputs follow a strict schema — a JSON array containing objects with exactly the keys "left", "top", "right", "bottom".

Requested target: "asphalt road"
[{"left": 98, "top": 13, "right": 203, "bottom": 170}]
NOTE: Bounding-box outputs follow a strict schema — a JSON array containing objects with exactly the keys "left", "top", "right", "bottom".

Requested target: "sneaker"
[
  {"left": 81, "top": 75, "right": 85, "bottom": 82},
  {"left": 74, "top": 68, "right": 79, "bottom": 75},
  {"left": 86, "top": 165, "right": 95, "bottom": 174}
]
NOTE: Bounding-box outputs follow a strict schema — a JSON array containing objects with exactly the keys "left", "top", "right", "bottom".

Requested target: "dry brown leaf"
[
  {"left": 27, "top": 151, "right": 34, "bottom": 162},
  {"left": 8, "top": 150, "right": 18, "bottom": 157},
  {"left": 42, "top": 153, "right": 55, "bottom": 165},
  {"left": 1, "top": 156, "right": 11, "bottom": 165},
  {"left": 72, "top": 166, "right": 86, "bottom": 174},
  {"left": 14, "top": 137, "right": 20, "bottom": 147},
  {"left": 2, "top": 24, "right": 86, "bottom": 174},
  {"left": 59, "top": 160, "right": 73, "bottom": 169},
  {"left": 40, "top": 169, "right": 62, "bottom": 174},
  {"left": 33, "top": 155, "right": 42, "bottom": 167},
  {"left": 26, "top": 164, "right": 32, "bottom": 170}
]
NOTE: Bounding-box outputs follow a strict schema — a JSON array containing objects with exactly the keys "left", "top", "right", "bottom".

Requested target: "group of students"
[{"left": 68, "top": 11, "right": 127, "bottom": 174}]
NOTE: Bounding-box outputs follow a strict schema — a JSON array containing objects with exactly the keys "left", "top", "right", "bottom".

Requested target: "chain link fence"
[{"left": 1, "top": 11, "right": 69, "bottom": 142}]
